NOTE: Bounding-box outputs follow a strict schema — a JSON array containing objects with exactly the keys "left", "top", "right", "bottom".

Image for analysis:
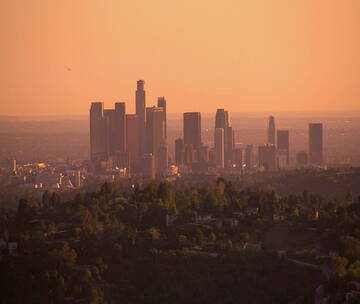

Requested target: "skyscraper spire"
[
  {"left": 267, "top": 116, "right": 275, "bottom": 145},
  {"left": 136, "top": 80, "right": 146, "bottom": 158}
]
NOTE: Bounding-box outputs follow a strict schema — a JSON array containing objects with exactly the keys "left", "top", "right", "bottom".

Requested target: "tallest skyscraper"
[
  {"left": 267, "top": 116, "right": 276, "bottom": 145},
  {"left": 136, "top": 80, "right": 146, "bottom": 158}
]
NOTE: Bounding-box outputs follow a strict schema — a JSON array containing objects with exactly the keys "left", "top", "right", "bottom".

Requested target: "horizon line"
[{"left": 2, "top": 108, "right": 360, "bottom": 118}]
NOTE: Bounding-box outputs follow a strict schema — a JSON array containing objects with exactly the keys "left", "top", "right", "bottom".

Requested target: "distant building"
[
  {"left": 209, "top": 148, "right": 215, "bottom": 165},
  {"left": 90, "top": 102, "right": 127, "bottom": 171},
  {"left": 226, "top": 126, "right": 235, "bottom": 167},
  {"left": 115, "top": 151, "right": 130, "bottom": 173},
  {"left": 141, "top": 153, "right": 155, "bottom": 179},
  {"left": 146, "top": 106, "right": 167, "bottom": 176},
  {"left": 136, "top": 80, "right": 146, "bottom": 157},
  {"left": 258, "top": 144, "right": 276, "bottom": 171},
  {"left": 74, "top": 170, "right": 81, "bottom": 188},
  {"left": 198, "top": 145, "right": 209, "bottom": 162},
  {"left": 126, "top": 114, "right": 140, "bottom": 173},
  {"left": 184, "top": 144, "right": 197, "bottom": 164},
  {"left": 244, "top": 206, "right": 259, "bottom": 216},
  {"left": 215, "top": 109, "right": 229, "bottom": 131},
  {"left": 183, "top": 112, "right": 202, "bottom": 149},
  {"left": 175, "top": 138, "right": 184, "bottom": 165},
  {"left": 268, "top": 116, "right": 275, "bottom": 145},
  {"left": 0, "top": 159, "right": 16, "bottom": 172},
  {"left": 277, "top": 129, "right": 289, "bottom": 168},
  {"left": 296, "top": 151, "right": 308, "bottom": 168},
  {"left": 90, "top": 102, "right": 108, "bottom": 162},
  {"left": 245, "top": 144, "right": 254, "bottom": 170},
  {"left": 309, "top": 123, "right": 323, "bottom": 165},
  {"left": 215, "top": 128, "right": 225, "bottom": 168},
  {"left": 158, "top": 145, "right": 168, "bottom": 175},
  {"left": 215, "top": 109, "right": 234, "bottom": 167},
  {"left": 104, "top": 102, "right": 126, "bottom": 156},
  {"left": 233, "top": 148, "right": 243, "bottom": 169},
  {"left": 157, "top": 97, "right": 168, "bottom": 175},
  {"left": 157, "top": 97, "right": 167, "bottom": 141},
  {"left": 277, "top": 150, "right": 288, "bottom": 169}
]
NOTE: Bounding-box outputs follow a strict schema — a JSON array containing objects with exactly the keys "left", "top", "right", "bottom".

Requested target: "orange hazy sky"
[{"left": 0, "top": 0, "right": 359, "bottom": 116}]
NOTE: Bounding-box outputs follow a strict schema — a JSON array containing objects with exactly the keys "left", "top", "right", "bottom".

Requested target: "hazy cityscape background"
[
  {"left": 1, "top": 0, "right": 360, "bottom": 302},
  {"left": 1, "top": 111, "right": 360, "bottom": 166}
]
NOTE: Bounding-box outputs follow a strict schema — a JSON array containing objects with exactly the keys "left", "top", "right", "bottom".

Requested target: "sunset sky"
[{"left": 0, "top": 0, "right": 359, "bottom": 116}]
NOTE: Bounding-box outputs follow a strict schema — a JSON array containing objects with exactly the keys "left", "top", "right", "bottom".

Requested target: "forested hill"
[
  {"left": 1, "top": 178, "right": 360, "bottom": 303},
  {"left": 236, "top": 168, "right": 360, "bottom": 200}
]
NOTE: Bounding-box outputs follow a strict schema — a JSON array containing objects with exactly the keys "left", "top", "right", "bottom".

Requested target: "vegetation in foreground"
[{"left": 0, "top": 176, "right": 360, "bottom": 303}]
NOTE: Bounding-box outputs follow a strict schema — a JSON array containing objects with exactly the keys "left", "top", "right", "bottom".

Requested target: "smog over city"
[{"left": 0, "top": 1, "right": 360, "bottom": 303}]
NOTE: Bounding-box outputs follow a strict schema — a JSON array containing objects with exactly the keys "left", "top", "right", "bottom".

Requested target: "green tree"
[
  {"left": 49, "top": 242, "right": 77, "bottom": 268},
  {"left": 204, "top": 192, "right": 218, "bottom": 211},
  {"left": 209, "top": 232, "right": 217, "bottom": 242},
  {"left": 341, "top": 236, "right": 360, "bottom": 260},
  {"left": 147, "top": 227, "right": 161, "bottom": 241},
  {"left": 195, "top": 228, "right": 204, "bottom": 246},
  {"left": 349, "top": 260, "right": 360, "bottom": 279}
]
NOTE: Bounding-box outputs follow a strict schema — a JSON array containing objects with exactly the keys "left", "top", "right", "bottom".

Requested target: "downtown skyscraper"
[
  {"left": 104, "top": 102, "right": 126, "bottom": 156},
  {"left": 309, "top": 123, "right": 323, "bottom": 166},
  {"left": 146, "top": 106, "right": 167, "bottom": 175},
  {"left": 215, "top": 109, "right": 234, "bottom": 168},
  {"left": 268, "top": 116, "right": 276, "bottom": 145},
  {"left": 215, "top": 128, "right": 225, "bottom": 168},
  {"left": 90, "top": 102, "right": 108, "bottom": 161},
  {"left": 90, "top": 102, "right": 128, "bottom": 170},
  {"left": 183, "top": 112, "right": 202, "bottom": 149},
  {"left": 126, "top": 114, "right": 139, "bottom": 173},
  {"left": 245, "top": 144, "right": 254, "bottom": 171},
  {"left": 258, "top": 144, "right": 276, "bottom": 171},
  {"left": 157, "top": 97, "right": 167, "bottom": 140},
  {"left": 89, "top": 80, "right": 169, "bottom": 177},
  {"left": 277, "top": 129, "right": 290, "bottom": 168},
  {"left": 174, "top": 112, "right": 203, "bottom": 166},
  {"left": 136, "top": 80, "right": 146, "bottom": 158},
  {"left": 175, "top": 138, "right": 185, "bottom": 165}
]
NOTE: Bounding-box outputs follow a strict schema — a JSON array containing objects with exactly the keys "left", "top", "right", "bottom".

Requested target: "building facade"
[
  {"left": 183, "top": 112, "right": 202, "bottom": 149},
  {"left": 277, "top": 129, "right": 289, "bottom": 167},
  {"left": 146, "top": 106, "right": 167, "bottom": 176},
  {"left": 258, "top": 144, "right": 276, "bottom": 171},
  {"left": 309, "top": 123, "right": 323, "bottom": 165},
  {"left": 215, "top": 128, "right": 225, "bottom": 168}
]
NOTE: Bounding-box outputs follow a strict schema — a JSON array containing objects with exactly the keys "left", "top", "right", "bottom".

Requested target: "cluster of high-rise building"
[
  {"left": 257, "top": 117, "right": 323, "bottom": 171},
  {"left": 90, "top": 80, "right": 325, "bottom": 178},
  {"left": 174, "top": 113, "right": 324, "bottom": 173},
  {"left": 90, "top": 80, "right": 167, "bottom": 178},
  {"left": 175, "top": 109, "right": 245, "bottom": 173}
]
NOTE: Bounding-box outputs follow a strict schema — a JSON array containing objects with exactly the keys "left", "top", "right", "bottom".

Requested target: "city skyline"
[
  {"left": 1, "top": 3, "right": 359, "bottom": 303},
  {"left": 90, "top": 79, "right": 325, "bottom": 177}
]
